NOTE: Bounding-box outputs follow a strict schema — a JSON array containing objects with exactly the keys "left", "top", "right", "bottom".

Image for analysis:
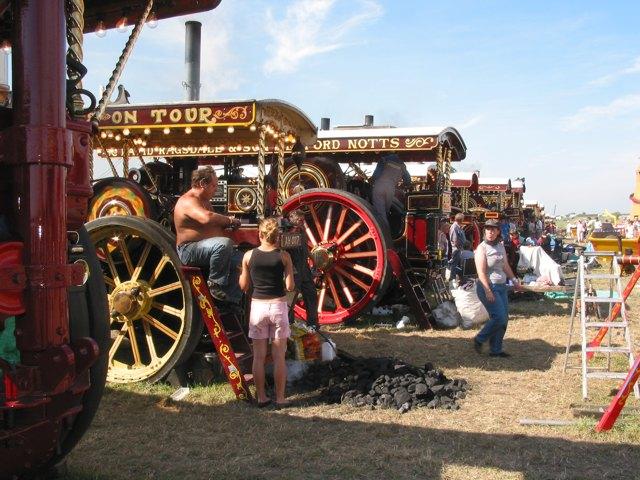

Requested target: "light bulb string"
[{"left": 93, "top": 0, "right": 154, "bottom": 124}]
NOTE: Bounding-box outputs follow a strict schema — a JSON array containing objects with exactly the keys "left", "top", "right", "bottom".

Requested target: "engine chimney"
[
  {"left": 320, "top": 117, "right": 330, "bottom": 130},
  {"left": 184, "top": 21, "right": 202, "bottom": 101},
  {"left": 364, "top": 114, "right": 374, "bottom": 127}
]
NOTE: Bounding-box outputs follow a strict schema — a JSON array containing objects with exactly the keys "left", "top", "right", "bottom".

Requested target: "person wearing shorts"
[{"left": 239, "top": 218, "right": 294, "bottom": 408}]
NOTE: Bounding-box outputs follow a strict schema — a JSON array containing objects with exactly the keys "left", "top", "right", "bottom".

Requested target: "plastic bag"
[
  {"left": 451, "top": 283, "right": 489, "bottom": 329},
  {"left": 432, "top": 301, "right": 462, "bottom": 329}
]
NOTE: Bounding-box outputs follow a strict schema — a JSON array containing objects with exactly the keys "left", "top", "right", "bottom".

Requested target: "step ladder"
[
  {"left": 563, "top": 253, "right": 639, "bottom": 400},
  {"left": 431, "top": 271, "right": 454, "bottom": 304},
  {"left": 387, "top": 250, "right": 436, "bottom": 329},
  {"left": 182, "top": 267, "right": 253, "bottom": 402}
]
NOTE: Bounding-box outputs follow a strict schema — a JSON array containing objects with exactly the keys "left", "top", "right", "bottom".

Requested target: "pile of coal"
[{"left": 294, "top": 356, "right": 469, "bottom": 413}]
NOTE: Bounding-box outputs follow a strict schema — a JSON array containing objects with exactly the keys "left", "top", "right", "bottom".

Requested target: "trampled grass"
[{"left": 65, "top": 284, "right": 640, "bottom": 480}]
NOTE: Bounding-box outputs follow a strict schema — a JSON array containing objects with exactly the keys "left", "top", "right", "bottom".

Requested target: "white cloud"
[
  {"left": 458, "top": 114, "right": 484, "bottom": 129},
  {"left": 263, "top": 0, "right": 383, "bottom": 75},
  {"left": 589, "top": 56, "right": 640, "bottom": 87},
  {"left": 560, "top": 94, "right": 640, "bottom": 130}
]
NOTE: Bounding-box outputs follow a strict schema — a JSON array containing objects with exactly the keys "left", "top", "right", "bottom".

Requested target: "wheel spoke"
[
  {"left": 104, "top": 248, "right": 121, "bottom": 285},
  {"left": 126, "top": 320, "right": 143, "bottom": 366},
  {"left": 317, "top": 282, "right": 327, "bottom": 313},
  {"left": 143, "top": 313, "right": 179, "bottom": 340},
  {"left": 142, "top": 320, "right": 159, "bottom": 362},
  {"left": 335, "top": 206, "right": 348, "bottom": 238},
  {"left": 108, "top": 322, "right": 129, "bottom": 363},
  {"left": 342, "top": 260, "right": 375, "bottom": 277},
  {"left": 336, "top": 273, "right": 354, "bottom": 304},
  {"left": 342, "top": 250, "right": 378, "bottom": 259},
  {"left": 148, "top": 281, "right": 182, "bottom": 298},
  {"left": 117, "top": 237, "right": 134, "bottom": 276},
  {"left": 304, "top": 221, "right": 318, "bottom": 247},
  {"left": 326, "top": 274, "right": 343, "bottom": 310},
  {"left": 334, "top": 265, "right": 369, "bottom": 291},
  {"left": 103, "top": 275, "right": 116, "bottom": 288},
  {"left": 343, "top": 232, "right": 372, "bottom": 252},
  {"left": 322, "top": 204, "right": 334, "bottom": 242},
  {"left": 152, "top": 302, "right": 184, "bottom": 318},
  {"left": 148, "top": 255, "right": 169, "bottom": 286},
  {"left": 336, "top": 219, "right": 363, "bottom": 245},
  {"left": 132, "top": 242, "right": 152, "bottom": 282},
  {"left": 309, "top": 205, "right": 324, "bottom": 241}
]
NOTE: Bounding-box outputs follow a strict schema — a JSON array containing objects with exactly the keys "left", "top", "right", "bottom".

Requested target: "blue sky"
[{"left": 82, "top": 0, "right": 639, "bottom": 215}]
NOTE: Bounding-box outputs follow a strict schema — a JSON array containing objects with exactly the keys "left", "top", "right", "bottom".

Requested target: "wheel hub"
[
  {"left": 310, "top": 244, "right": 338, "bottom": 270},
  {"left": 109, "top": 280, "right": 152, "bottom": 321}
]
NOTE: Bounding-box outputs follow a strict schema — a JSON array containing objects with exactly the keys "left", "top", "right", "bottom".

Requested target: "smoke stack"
[
  {"left": 364, "top": 115, "right": 374, "bottom": 127},
  {"left": 184, "top": 21, "right": 202, "bottom": 101},
  {"left": 320, "top": 117, "right": 330, "bottom": 130}
]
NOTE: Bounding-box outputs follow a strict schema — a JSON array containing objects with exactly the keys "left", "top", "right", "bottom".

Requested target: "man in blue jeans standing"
[{"left": 174, "top": 166, "right": 242, "bottom": 303}]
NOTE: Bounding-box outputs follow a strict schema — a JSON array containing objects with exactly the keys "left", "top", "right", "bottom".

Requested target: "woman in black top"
[{"left": 240, "top": 217, "right": 294, "bottom": 407}]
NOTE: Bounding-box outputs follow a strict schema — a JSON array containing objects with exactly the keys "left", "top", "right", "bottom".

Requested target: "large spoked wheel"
[
  {"left": 283, "top": 188, "right": 390, "bottom": 325},
  {"left": 86, "top": 216, "right": 199, "bottom": 383}
]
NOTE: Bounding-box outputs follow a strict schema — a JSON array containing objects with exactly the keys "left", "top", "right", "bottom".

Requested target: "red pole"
[
  {"left": 586, "top": 257, "right": 640, "bottom": 360},
  {"left": 596, "top": 354, "right": 640, "bottom": 431},
  {"left": 10, "top": 0, "right": 71, "bottom": 356}
]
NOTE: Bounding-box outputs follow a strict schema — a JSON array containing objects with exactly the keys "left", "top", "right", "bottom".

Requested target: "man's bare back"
[{"left": 174, "top": 188, "right": 238, "bottom": 245}]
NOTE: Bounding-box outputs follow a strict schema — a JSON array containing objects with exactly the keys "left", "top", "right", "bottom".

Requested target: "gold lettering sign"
[
  {"left": 99, "top": 102, "right": 256, "bottom": 129},
  {"left": 308, "top": 136, "right": 437, "bottom": 153}
]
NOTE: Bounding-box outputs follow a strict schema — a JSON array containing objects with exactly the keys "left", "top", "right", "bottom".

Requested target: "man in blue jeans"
[{"left": 174, "top": 166, "right": 242, "bottom": 303}]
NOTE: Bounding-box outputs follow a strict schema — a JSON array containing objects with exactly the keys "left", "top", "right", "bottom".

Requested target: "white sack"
[{"left": 451, "top": 283, "right": 490, "bottom": 329}]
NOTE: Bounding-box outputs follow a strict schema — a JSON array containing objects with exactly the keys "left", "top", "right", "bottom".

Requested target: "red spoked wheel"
[{"left": 283, "top": 188, "right": 390, "bottom": 325}]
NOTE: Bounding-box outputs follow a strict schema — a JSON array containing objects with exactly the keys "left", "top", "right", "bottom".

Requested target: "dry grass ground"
[{"left": 66, "top": 277, "right": 640, "bottom": 480}]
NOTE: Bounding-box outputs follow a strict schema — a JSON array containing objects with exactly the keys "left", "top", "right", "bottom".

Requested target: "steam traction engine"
[
  {"left": 0, "top": 1, "right": 220, "bottom": 477},
  {"left": 91, "top": 109, "right": 467, "bottom": 383}
]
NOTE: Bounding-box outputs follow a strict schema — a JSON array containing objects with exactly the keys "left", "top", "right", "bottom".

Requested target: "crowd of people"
[{"left": 565, "top": 216, "right": 640, "bottom": 241}]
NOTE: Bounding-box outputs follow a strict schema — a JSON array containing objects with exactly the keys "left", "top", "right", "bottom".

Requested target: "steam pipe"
[{"left": 184, "top": 20, "right": 201, "bottom": 101}]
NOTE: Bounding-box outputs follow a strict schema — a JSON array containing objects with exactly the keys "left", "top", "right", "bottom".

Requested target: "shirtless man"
[{"left": 174, "top": 166, "right": 242, "bottom": 302}]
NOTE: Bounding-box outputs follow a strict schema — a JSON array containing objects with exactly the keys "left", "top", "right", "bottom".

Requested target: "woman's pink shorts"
[{"left": 248, "top": 298, "right": 290, "bottom": 340}]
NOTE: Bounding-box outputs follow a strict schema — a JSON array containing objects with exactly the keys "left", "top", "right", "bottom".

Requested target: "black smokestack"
[
  {"left": 364, "top": 115, "right": 374, "bottom": 127},
  {"left": 185, "top": 21, "right": 202, "bottom": 101},
  {"left": 320, "top": 117, "right": 330, "bottom": 130}
]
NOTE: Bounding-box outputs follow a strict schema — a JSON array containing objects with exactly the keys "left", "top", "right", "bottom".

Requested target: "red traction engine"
[{"left": 0, "top": 1, "right": 220, "bottom": 477}]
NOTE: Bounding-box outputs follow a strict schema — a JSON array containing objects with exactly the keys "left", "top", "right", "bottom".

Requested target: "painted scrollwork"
[{"left": 404, "top": 136, "right": 437, "bottom": 149}]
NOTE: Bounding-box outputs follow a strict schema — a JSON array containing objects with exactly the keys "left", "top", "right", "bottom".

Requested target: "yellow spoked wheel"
[
  {"left": 87, "top": 178, "right": 157, "bottom": 221},
  {"left": 86, "top": 216, "right": 200, "bottom": 384}
]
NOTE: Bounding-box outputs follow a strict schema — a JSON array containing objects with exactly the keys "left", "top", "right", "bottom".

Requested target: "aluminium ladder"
[{"left": 563, "top": 252, "right": 639, "bottom": 400}]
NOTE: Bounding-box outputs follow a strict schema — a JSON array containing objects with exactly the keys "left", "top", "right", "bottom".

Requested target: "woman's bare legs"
[
  {"left": 252, "top": 338, "right": 269, "bottom": 403},
  {"left": 271, "top": 337, "right": 288, "bottom": 404}
]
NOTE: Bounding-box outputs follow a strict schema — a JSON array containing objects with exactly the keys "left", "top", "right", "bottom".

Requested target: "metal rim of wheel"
[
  {"left": 86, "top": 216, "right": 196, "bottom": 383},
  {"left": 283, "top": 188, "right": 389, "bottom": 325}
]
